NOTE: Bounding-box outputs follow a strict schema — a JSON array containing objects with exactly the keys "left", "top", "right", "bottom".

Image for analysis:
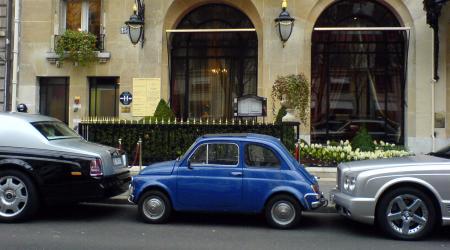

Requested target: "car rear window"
[{"left": 32, "top": 121, "right": 80, "bottom": 140}]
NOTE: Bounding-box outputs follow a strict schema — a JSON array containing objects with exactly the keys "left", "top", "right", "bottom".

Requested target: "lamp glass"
[
  {"left": 128, "top": 25, "right": 143, "bottom": 45},
  {"left": 278, "top": 21, "right": 293, "bottom": 42}
]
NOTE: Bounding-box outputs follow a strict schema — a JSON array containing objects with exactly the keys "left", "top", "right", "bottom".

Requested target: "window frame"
[
  {"left": 59, "top": 0, "right": 102, "bottom": 34},
  {"left": 188, "top": 142, "right": 240, "bottom": 168},
  {"left": 244, "top": 143, "right": 282, "bottom": 169}
]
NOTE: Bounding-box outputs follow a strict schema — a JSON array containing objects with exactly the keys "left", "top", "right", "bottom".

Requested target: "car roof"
[
  {"left": 0, "top": 112, "right": 60, "bottom": 123},
  {"left": 201, "top": 133, "right": 281, "bottom": 143}
]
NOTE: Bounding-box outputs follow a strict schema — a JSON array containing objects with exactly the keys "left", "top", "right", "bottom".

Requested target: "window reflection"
[
  {"left": 170, "top": 4, "right": 257, "bottom": 120},
  {"left": 311, "top": 0, "right": 405, "bottom": 144}
]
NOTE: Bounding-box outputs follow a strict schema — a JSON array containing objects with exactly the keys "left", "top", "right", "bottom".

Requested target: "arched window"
[
  {"left": 170, "top": 4, "right": 258, "bottom": 120},
  {"left": 311, "top": 0, "right": 405, "bottom": 144}
]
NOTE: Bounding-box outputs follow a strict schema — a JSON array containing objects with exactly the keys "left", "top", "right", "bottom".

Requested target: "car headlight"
[{"left": 343, "top": 175, "right": 357, "bottom": 192}]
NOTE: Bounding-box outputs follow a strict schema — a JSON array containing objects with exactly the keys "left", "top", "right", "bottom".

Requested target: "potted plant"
[
  {"left": 55, "top": 30, "right": 97, "bottom": 66},
  {"left": 271, "top": 73, "right": 310, "bottom": 124}
]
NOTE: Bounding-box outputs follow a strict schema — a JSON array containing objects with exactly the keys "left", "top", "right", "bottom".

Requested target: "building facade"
[
  {"left": 0, "top": 0, "right": 11, "bottom": 111},
  {"left": 13, "top": 0, "right": 450, "bottom": 153}
]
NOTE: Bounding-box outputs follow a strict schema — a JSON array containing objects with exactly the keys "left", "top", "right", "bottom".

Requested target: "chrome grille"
[{"left": 447, "top": 204, "right": 450, "bottom": 213}]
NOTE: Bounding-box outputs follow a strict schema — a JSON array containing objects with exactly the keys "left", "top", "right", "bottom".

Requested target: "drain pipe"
[
  {"left": 2, "top": 1, "right": 12, "bottom": 111},
  {"left": 431, "top": 29, "right": 437, "bottom": 152},
  {"left": 11, "top": 0, "right": 21, "bottom": 111}
]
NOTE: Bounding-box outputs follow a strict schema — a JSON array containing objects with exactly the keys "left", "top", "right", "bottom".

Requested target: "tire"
[
  {"left": 376, "top": 187, "right": 437, "bottom": 240},
  {"left": 0, "top": 169, "right": 39, "bottom": 222},
  {"left": 138, "top": 190, "right": 172, "bottom": 224},
  {"left": 265, "top": 194, "right": 302, "bottom": 229}
]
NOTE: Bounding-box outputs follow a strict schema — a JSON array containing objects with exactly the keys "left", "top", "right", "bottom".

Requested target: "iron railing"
[{"left": 78, "top": 117, "right": 299, "bottom": 165}]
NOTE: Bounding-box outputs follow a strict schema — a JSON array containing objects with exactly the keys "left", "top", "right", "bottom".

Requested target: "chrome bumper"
[
  {"left": 306, "top": 192, "right": 328, "bottom": 209},
  {"left": 329, "top": 188, "right": 376, "bottom": 224}
]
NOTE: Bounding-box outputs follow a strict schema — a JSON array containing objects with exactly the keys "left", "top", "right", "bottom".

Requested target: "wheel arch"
[
  {"left": 263, "top": 188, "right": 308, "bottom": 212},
  {"left": 137, "top": 183, "right": 174, "bottom": 208},
  {"left": 374, "top": 180, "right": 442, "bottom": 224}
]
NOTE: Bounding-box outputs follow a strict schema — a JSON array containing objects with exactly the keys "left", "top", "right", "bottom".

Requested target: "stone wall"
[{"left": 16, "top": 0, "right": 450, "bottom": 153}]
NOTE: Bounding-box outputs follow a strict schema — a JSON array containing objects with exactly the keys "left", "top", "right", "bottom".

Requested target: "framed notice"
[{"left": 132, "top": 78, "right": 161, "bottom": 116}]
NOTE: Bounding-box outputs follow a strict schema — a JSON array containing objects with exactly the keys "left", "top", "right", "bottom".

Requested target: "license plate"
[{"left": 113, "top": 157, "right": 123, "bottom": 165}]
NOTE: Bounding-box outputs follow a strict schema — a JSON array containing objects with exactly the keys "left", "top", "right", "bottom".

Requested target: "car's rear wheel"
[
  {"left": 0, "top": 169, "right": 39, "bottom": 222},
  {"left": 265, "top": 194, "right": 301, "bottom": 229},
  {"left": 138, "top": 190, "right": 172, "bottom": 224},
  {"left": 376, "top": 187, "right": 437, "bottom": 240}
]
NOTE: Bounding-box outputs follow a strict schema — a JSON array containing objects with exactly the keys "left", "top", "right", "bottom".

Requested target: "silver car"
[
  {"left": 0, "top": 112, "right": 131, "bottom": 221},
  {"left": 331, "top": 151, "right": 450, "bottom": 240}
]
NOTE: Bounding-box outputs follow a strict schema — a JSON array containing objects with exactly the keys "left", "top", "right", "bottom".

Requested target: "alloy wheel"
[
  {"left": 0, "top": 176, "right": 28, "bottom": 218},
  {"left": 386, "top": 194, "right": 428, "bottom": 236}
]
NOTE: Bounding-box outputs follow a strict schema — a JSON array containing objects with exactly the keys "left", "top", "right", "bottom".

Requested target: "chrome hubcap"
[
  {"left": 143, "top": 197, "right": 165, "bottom": 220},
  {"left": 0, "top": 176, "right": 28, "bottom": 218},
  {"left": 271, "top": 201, "right": 296, "bottom": 226},
  {"left": 386, "top": 194, "right": 428, "bottom": 236}
]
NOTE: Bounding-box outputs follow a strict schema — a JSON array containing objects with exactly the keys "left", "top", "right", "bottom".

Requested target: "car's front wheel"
[
  {"left": 138, "top": 190, "right": 172, "bottom": 224},
  {"left": 0, "top": 169, "right": 39, "bottom": 222},
  {"left": 376, "top": 187, "right": 437, "bottom": 240},
  {"left": 265, "top": 194, "right": 302, "bottom": 229}
]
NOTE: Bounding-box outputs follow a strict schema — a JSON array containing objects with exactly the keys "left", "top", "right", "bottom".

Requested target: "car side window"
[
  {"left": 245, "top": 144, "right": 280, "bottom": 168},
  {"left": 190, "top": 144, "right": 207, "bottom": 164},
  {"left": 189, "top": 143, "right": 239, "bottom": 166},
  {"left": 208, "top": 144, "right": 238, "bottom": 166}
]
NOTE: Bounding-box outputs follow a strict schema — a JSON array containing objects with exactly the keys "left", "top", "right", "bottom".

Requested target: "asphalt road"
[{"left": 1, "top": 203, "right": 449, "bottom": 250}]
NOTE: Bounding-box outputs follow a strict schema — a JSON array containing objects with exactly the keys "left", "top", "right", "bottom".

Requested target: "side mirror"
[{"left": 187, "top": 159, "right": 193, "bottom": 169}]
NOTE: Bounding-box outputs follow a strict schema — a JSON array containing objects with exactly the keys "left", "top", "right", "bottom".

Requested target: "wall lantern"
[
  {"left": 125, "top": 0, "right": 145, "bottom": 48},
  {"left": 275, "top": 0, "right": 295, "bottom": 47}
]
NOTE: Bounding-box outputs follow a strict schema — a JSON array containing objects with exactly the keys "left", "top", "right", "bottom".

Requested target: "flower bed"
[{"left": 300, "top": 140, "right": 412, "bottom": 167}]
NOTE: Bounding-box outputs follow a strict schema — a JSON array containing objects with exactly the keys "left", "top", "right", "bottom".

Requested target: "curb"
[{"left": 97, "top": 198, "right": 337, "bottom": 213}]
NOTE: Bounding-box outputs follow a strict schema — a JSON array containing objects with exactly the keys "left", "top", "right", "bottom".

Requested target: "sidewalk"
[{"left": 103, "top": 166, "right": 337, "bottom": 213}]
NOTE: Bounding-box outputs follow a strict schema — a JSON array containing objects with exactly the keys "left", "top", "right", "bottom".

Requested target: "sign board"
[
  {"left": 233, "top": 95, "right": 267, "bottom": 117},
  {"left": 119, "top": 91, "right": 133, "bottom": 105},
  {"left": 132, "top": 78, "right": 161, "bottom": 117}
]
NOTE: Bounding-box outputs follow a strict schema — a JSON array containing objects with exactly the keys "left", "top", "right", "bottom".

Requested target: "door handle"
[{"left": 230, "top": 171, "right": 242, "bottom": 177}]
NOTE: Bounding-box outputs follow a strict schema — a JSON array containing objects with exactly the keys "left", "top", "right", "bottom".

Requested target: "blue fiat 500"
[{"left": 129, "top": 133, "right": 326, "bottom": 228}]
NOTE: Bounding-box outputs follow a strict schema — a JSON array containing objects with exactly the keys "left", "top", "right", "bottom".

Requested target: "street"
[{"left": 1, "top": 202, "right": 449, "bottom": 250}]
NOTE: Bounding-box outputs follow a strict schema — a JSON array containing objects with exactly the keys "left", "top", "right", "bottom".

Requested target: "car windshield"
[{"left": 32, "top": 121, "right": 80, "bottom": 140}]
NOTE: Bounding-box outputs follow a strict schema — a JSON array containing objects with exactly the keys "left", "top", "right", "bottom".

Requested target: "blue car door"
[{"left": 176, "top": 142, "right": 243, "bottom": 211}]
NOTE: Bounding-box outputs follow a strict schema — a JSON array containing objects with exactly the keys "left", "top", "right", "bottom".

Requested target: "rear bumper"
[
  {"left": 43, "top": 171, "right": 132, "bottom": 203},
  {"left": 330, "top": 188, "right": 375, "bottom": 224}
]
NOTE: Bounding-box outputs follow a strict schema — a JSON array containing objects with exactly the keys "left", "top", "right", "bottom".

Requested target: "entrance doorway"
[{"left": 39, "top": 77, "right": 69, "bottom": 123}]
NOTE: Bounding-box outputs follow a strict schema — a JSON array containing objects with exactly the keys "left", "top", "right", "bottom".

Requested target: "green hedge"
[{"left": 79, "top": 122, "right": 298, "bottom": 165}]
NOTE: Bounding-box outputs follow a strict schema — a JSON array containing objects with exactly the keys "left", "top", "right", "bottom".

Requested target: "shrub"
[
  {"left": 55, "top": 30, "right": 97, "bottom": 66},
  {"left": 141, "top": 99, "right": 176, "bottom": 122},
  {"left": 275, "top": 107, "right": 296, "bottom": 153},
  {"left": 351, "top": 126, "right": 375, "bottom": 152}
]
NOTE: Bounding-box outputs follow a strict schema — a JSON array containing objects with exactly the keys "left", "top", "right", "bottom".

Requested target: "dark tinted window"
[
  {"left": 190, "top": 144, "right": 207, "bottom": 164},
  {"left": 245, "top": 144, "right": 280, "bottom": 168},
  {"left": 208, "top": 144, "right": 239, "bottom": 165},
  {"left": 33, "top": 121, "right": 80, "bottom": 140}
]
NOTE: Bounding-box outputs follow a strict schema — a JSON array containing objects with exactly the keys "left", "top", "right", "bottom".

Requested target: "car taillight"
[
  {"left": 90, "top": 158, "right": 103, "bottom": 177},
  {"left": 311, "top": 183, "right": 320, "bottom": 193}
]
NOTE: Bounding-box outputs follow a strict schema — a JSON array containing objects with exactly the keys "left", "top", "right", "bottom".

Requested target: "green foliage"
[
  {"left": 154, "top": 99, "right": 175, "bottom": 120},
  {"left": 275, "top": 107, "right": 296, "bottom": 153},
  {"left": 84, "top": 122, "right": 293, "bottom": 165},
  {"left": 141, "top": 99, "right": 176, "bottom": 122},
  {"left": 55, "top": 30, "right": 97, "bottom": 66},
  {"left": 351, "top": 127, "right": 375, "bottom": 152},
  {"left": 271, "top": 74, "right": 310, "bottom": 124}
]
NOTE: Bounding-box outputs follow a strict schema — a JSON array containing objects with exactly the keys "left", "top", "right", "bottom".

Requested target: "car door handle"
[{"left": 230, "top": 171, "right": 242, "bottom": 177}]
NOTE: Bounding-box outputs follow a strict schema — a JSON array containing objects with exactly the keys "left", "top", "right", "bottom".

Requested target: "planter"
[{"left": 280, "top": 98, "right": 298, "bottom": 123}]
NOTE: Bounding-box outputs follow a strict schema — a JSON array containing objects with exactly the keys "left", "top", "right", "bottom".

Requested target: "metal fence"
[{"left": 78, "top": 117, "right": 299, "bottom": 165}]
